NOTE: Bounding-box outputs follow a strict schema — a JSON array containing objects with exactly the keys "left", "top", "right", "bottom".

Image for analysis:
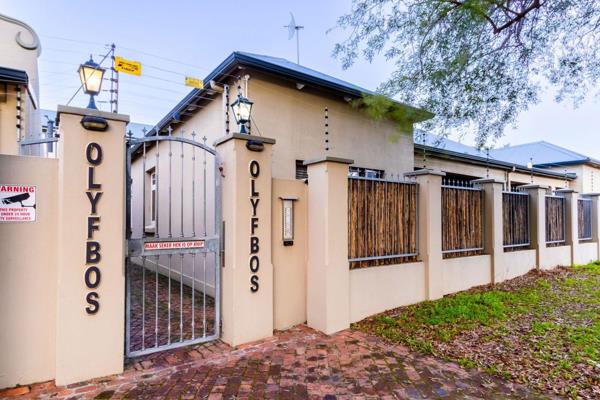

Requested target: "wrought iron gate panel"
[{"left": 125, "top": 133, "right": 221, "bottom": 358}]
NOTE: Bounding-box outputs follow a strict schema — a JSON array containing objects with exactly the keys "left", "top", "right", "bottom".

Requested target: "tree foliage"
[{"left": 333, "top": 1, "right": 600, "bottom": 146}]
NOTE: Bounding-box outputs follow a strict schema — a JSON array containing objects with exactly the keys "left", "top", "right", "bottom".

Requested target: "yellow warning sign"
[
  {"left": 114, "top": 56, "right": 141, "bottom": 76},
  {"left": 185, "top": 76, "right": 204, "bottom": 89}
]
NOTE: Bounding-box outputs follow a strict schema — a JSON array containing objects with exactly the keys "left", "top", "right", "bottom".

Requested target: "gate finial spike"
[
  {"left": 167, "top": 125, "right": 173, "bottom": 136},
  {"left": 191, "top": 130, "right": 196, "bottom": 141}
]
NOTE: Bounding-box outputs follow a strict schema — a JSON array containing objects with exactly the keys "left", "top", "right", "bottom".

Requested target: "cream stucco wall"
[
  {"left": 0, "top": 154, "right": 57, "bottom": 388},
  {"left": 495, "top": 250, "right": 536, "bottom": 283},
  {"left": 349, "top": 262, "right": 426, "bottom": 323},
  {"left": 272, "top": 178, "right": 307, "bottom": 330},
  {"left": 574, "top": 241, "right": 597, "bottom": 265},
  {"left": 421, "top": 155, "right": 569, "bottom": 189},
  {"left": 540, "top": 245, "right": 572, "bottom": 270},
  {"left": 441, "top": 255, "right": 492, "bottom": 295}
]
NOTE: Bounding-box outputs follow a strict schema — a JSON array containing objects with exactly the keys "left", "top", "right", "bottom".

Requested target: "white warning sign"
[{"left": 0, "top": 184, "right": 36, "bottom": 222}]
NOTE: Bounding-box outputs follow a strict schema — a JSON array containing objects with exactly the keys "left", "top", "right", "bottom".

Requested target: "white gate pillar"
[
  {"left": 404, "top": 169, "right": 445, "bottom": 300},
  {"left": 215, "top": 134, "right": 275, "bottom": 346},
  {"left": 556, "top": 188, "right": 578, "bottom": 265},
  {"left": 55, "top": 106, "right": 128, "bottom": 385},
  {"left": 305, "top": 156, "right": 353, "bottom": 335},
  {"left": 473, "top": 179, "right": 504, "bottom": 283}
]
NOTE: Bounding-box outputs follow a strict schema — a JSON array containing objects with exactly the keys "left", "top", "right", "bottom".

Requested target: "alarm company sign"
[{"left": 0, "top": 184, "right": 37, "bottom": 222}]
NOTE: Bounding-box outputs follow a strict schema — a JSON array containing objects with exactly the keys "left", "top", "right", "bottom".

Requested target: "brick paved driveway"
[{"left": 3, "top": 325, "right": 552, "bottom": 399}]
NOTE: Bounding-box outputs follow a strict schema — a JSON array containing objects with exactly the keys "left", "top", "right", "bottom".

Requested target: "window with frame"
[{"left": 150, "top": 171, "right": 157, "bottom": 223}]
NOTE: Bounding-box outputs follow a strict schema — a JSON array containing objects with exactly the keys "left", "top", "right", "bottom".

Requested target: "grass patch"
[{"left": 353, "top": 262, "right": 600, "bottom": 399}]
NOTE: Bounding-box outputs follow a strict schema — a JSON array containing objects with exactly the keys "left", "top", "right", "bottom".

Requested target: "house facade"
[{"left": 0, "top": 14, "right": 41, "bottom": 155}]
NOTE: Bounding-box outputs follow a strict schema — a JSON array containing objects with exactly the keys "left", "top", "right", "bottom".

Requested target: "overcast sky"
[{"left": 3, "top": 0, "right": 599, "bottom": 157}]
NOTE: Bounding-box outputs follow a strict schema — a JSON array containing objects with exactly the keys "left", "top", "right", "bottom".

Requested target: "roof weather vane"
[{"left": 284, "top": 12, "right": 304, "bottom": 64}]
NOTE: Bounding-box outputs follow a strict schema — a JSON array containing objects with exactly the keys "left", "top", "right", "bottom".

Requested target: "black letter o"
[
  {"left": 85, "top": 266, "right": 101, "bottom": 288},
  {"left": 249, "top": 160, "right": 260, "bottom": 178},
  {"left": 86, "top": 142, "right": 103, "bottom": 165}
]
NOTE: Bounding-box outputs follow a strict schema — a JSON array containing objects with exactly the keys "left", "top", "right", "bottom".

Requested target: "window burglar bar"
[
  {"left": 441, "top": 181, "right": 485, "bottom": 257},
  {"left": 347, "top": 175, "right": 419, "bottom": 268},
  {"left": 545, "top": 194, "right": 566, "bottom": 245},
  {"left": 502, "top": 190, "right": 530, "bottom": 249},
  {"left": 578, "top": 197, "right": 593, "bottom": 241}
]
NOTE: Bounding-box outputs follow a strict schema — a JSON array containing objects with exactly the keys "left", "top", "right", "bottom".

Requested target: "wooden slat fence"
[
  {"left": 578, "top": 197, "right": 593, "bottom": 241},
  {"left": 545, "top": 194, "right": 566, "bottom": 246},
  {"left": 502, "top": 191, "right": 530, "bottom": 251},
  {"left": 348, "top": 177, "right": 418, "bottom": 269},
  {"left": 441, "top": 183, "right": 484, "bottom": 259}
]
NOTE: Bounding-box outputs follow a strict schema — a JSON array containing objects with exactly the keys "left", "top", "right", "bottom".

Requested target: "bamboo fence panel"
[
  {"left": 348, "top": 177, "right": 418, "bottom": 269},
  {"left": 578, "top": 198, "right": 593, "bottom": 240},
  {"left": 545, "top": 195, "right": 566, "bottom": 246},
  {"left": 441, "top": 186, "right": 484, "bottom": 259},
  {"left": 502, "top": 192, "right": 530, "bottom": 252}
]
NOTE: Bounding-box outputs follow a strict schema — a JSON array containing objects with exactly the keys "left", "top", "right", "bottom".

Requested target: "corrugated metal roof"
[
  {"left": 414, "top": 130, "right": 486, "bottom": 157},
  {"left": 490, "top": 141, "right": 600, "bottom": 167},
  {"left": 148, "top": 51, "right": 433, "bottom": 136}
]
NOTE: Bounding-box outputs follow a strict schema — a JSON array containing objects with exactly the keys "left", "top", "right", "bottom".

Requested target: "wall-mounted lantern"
[
  {"left": 78, "top": 55, "right": 108, "bottom": 131},
  {"left": 230, "top": 93, "right": 253, "bottom": 134},
  {"left": 280, "top": 196, "right": 298, "bottom": 246}
]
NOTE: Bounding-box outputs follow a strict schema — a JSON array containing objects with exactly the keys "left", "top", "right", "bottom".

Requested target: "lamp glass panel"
[{"left": 79, "top": 65, "right": 104, "bottom": 95}]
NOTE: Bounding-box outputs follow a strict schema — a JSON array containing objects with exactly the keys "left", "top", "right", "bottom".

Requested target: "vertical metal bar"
[
  {"left": 154, "top": 254, "right": 158, "bottom": 348},
  {"left": 167, "top": 254, "right": 172, "bottom": 344},
  {"left": 364, "top": 179, "right": 367, "bottom": 258},
  {"left": 142, "top": 143, "right": 146, "bottom": 236},
  {"left": 203, "top": 252, "right": 207, "bottom": 337},
  {"left": 155, "top": 135, "right": 160, "bottom": 239},
  {"left": 168, "top": 131, "right": 173, "bottom": 238},
  {"left": 192, "top": 253, "right": 196, "bottom": 339},
  {"left": 125, "top": 258, "right": 131, "bottom": 356},
  {"left": 125, "top": 146, "right": 132, "bottom": 240},
  {"left": 192, "top": 132, "right": 196, "bottom": 237},
  {"left": 142, "top": 256, "right": 146, "bottom": 350},
  {"left": 203, "top": 137, "right": 208, "bottom": 236},
  {"left": 180, "top": 254, "right": 183, "bottom": 342},
  {"left": 181, "top": 141, "right": 184, "bottom": 237}
]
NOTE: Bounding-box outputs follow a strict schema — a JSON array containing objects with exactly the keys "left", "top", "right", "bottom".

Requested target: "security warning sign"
[
  {"left": 0, "top": 184, "right": 36, "bottom": 222},
  {"left": 144, "top": 240, "right": 205, "bottom": 250},
  {"left": 114, "top": 56, "right": 142, "bottom": 76}
]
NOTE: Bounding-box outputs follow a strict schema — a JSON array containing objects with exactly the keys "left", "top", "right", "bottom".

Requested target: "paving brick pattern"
[
  {"left": 2, "top": 325, "right": 554, "bottom": 400},
  {"left": 128, "top": 260, "right": 216, "bottom": 352}
]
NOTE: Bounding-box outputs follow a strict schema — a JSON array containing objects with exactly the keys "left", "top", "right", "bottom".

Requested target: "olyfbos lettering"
[
  {"left": 249, "top": 160, "right": 260, "bottom": 292},
  {"left": 85, "top": 142, "right": 104, "bottom": 314}
]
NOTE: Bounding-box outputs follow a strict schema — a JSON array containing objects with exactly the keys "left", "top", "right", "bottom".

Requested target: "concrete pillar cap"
[
  {"left": 404, "top": 168, "right": 445, "bottom": 177},
  {"left": 555, "top": 188, "right": 577, "bottom": 194},
  {"left": 519, "top": 184, "right": 550, "bottom": 190},
  {"left": 472, "top": 178, "right": 504, "bottom": 184},
  {"left": 303, "top": 156, "right": 354, "bottom": 166}
]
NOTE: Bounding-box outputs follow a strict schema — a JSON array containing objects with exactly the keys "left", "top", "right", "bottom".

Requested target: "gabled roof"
[
  {"left": 148, "top": 51, "right": 433, "bottom": 136},
  {"left": 0, "top": 66, "right": 28, "bottom": 85},
  {"left": 490, "top": 141, "right": 600, "bottom": 168}
]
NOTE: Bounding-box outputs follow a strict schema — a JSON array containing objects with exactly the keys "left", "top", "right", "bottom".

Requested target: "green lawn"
[{"left": 353, "top": 262, "right": 600, "bottom": 399}]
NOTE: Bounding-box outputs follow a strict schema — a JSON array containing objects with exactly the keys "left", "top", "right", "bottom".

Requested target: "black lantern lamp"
[
  {"left": 78, "top": 55, "right": 108, "bottom": 131},
  {"left": 230, "top": 94, "right": 253, "bottom": 134}
]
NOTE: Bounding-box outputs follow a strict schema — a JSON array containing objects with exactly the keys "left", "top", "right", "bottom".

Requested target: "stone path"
[{"left": 1, "top": 325, "right": 554, "bottom": 399}]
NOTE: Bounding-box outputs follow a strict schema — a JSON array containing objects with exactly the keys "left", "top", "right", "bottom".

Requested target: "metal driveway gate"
[{"left": 125, "top": 132, "right": 221, "bottom": 357}]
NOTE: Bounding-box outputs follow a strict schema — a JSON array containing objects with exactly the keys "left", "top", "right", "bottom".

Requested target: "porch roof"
[{"left": 0, "top": 66, "right": 28, "bottom": 85}]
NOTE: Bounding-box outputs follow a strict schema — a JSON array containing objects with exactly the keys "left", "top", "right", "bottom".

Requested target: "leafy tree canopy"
[{"left": 333, "top": 0, "right": 600, "bottom": 147}]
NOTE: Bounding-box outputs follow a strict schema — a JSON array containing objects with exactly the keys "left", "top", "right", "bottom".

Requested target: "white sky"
[{"left": 3, "top": 0, "right": 599, "bottom": 157}]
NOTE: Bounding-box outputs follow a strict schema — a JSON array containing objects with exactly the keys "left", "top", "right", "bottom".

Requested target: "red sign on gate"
[{"left": 144, "top": 240, "right": 205, "bottom": 250}]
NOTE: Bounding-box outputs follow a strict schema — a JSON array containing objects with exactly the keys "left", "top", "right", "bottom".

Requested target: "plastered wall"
[
  {"left": 0, "top": 154, "right": 58, "bottom": 388},
  {"left": 272, "top": 178, "right": 307, "bottom": 330}
]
